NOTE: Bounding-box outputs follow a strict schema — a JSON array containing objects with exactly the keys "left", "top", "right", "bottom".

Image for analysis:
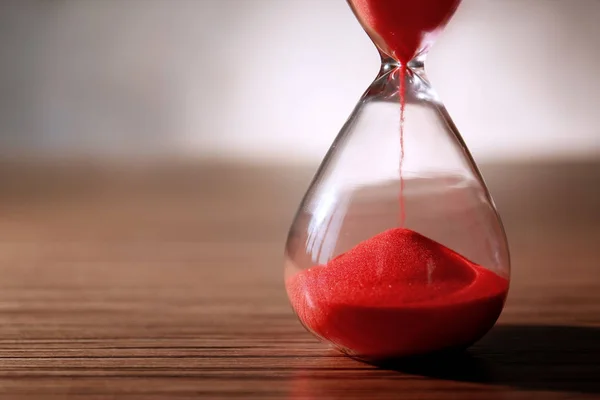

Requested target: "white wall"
[{"left": 0, "top": 0, "right": 598, "bottom": 162}]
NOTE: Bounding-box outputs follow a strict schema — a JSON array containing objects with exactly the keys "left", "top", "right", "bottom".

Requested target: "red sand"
[
  {"left": 286, "top": 228, "right": 508, "bottom": 359},
  {"left": 349, "top": 0, "right": 461, "bottom": 64}
]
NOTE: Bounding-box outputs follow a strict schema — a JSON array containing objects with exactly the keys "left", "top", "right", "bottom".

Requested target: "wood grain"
[{"left": 0, "top": 160, "right": 597, "bottom": 399}]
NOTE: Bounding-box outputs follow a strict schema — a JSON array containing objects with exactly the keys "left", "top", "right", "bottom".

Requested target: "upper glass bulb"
[{"left": 284, "top": 0, "right": 510, "bottom": 362}]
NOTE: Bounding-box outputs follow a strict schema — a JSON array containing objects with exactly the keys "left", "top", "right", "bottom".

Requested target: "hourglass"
[{"left": 284, "top": 0, "right": 510, "bottom": 361}]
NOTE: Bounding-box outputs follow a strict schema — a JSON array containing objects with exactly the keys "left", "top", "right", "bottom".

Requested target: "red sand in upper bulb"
[
  {"left": 286, "top": 228, "right": 508, "bottom": 360},
  {"left": 349, "top": 0, "right": 461, "bottom": 64}
]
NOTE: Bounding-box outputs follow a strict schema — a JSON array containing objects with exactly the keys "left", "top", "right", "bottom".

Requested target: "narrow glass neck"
[
  {"left": 368, "top": 53, "right": 438, "bottom": 104},
  {"left": 379, "top": 53, "right": 427, "bottom": 73}
]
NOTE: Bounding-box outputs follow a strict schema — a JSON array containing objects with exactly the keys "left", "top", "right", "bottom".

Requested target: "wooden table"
[{"left": 0, "top": 160, "right": 598, "bottom": 399}]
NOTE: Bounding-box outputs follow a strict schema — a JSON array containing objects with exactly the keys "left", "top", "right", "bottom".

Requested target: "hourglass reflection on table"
[{"left": 284, "top": 0, "right": 510, "bottom": 362}]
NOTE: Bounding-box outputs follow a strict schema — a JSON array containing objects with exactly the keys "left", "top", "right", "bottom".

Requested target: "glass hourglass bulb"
[{"left": 284, "top": 0, "right": 510, "bottom": 361}]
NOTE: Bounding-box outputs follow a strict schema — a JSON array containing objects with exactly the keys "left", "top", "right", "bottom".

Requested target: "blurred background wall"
[{"left": 0, "top": 0, "right": 598, "bottom": 163}]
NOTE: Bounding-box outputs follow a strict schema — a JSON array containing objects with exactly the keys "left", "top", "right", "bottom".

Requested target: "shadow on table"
[{"left": 383, "top": 324, "right": 600, "bottom": 394}]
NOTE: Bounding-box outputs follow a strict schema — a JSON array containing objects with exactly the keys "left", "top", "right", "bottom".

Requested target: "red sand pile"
[{"left": 286, "top": 228, "right": 508, "bottom": 359}]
